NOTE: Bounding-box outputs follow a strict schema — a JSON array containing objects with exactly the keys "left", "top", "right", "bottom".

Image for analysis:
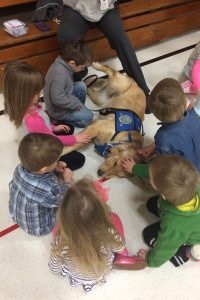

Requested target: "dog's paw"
[{"left": 92, "top": 61, "right": 103, "bottom": 70}]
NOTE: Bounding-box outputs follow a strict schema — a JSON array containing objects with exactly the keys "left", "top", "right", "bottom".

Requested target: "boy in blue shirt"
[{"left": 138, "top": 78, "right": 200, "bottom": 172}]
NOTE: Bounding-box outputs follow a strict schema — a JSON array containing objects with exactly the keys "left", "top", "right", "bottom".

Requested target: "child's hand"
[
  {"left": 121, "top": 158, "right": 136, "bottom": 173},
  {"left": 55, "top": 161, "right": 67, "bottom": 173},
  {"left": 75, "top": 105, "right": 83, "bottom": 112},
  {"left": 53, "top": 124, "right": 71, "bottom": 133},
  {"left": 62, "top": 167, "right": 73, "bottom": 183},
  {"left": 137, "top": 249, "right": 148, "bottom": 261},
  {"left": 137, "top": 143, "right": 155, "bottom": 158},
  {"left": 75, "top": 133, "right": 92, "bottom": 143}
]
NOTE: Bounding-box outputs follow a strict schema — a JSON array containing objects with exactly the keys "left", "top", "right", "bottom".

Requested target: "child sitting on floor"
[
  {"left": 9, "top": 133, "right": 73, "bottom": 236},
  {"left": 122, "top": 154, "right": 200, "bottom": 268},
  {"left": 4, "top": 61, "right": 91, "bottom": 170},
  {"left": 138, "top": 78, "right": 200, "bottom": 172},
  {"left": 49, "top": 178, "right": 145, "bottom": 293},
  {"left": 44, "top": 39, "right": 94, "bottom": 127}
]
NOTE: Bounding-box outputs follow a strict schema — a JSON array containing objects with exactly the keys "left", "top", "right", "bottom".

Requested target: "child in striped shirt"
[{"left": 49, "top": 178, "right": 145, "bottom": 292}]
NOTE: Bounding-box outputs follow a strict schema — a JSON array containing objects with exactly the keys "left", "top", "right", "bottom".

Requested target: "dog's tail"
[{"left": 92, "top": 62, "right": 114, "bottom": 77}]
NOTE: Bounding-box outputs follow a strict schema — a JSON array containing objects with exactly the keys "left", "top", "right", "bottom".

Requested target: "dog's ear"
[{"left": 109, "top": 147, "right": 120, "bottom": 155}]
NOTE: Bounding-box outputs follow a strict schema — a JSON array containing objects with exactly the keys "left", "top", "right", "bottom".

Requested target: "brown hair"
[
  {"left": 149, "top": 78, "right": 186, "bottom": 122},
  {"left": 3, "top": 61, "right": 44, "bottom": 128},
  {"left": 18, "top": 133, "right": 63, "bottom": 172},
  {"left": 150, "top": 154, "right": 199, "bottom": 205},
  {"left": 61, "top": 39, "right": 93, "bottom": 66},
  {"left": 55, "top": 178, "right": 124, "bottom": 276}
]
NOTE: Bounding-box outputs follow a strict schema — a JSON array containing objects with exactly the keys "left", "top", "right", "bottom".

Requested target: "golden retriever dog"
[
  {"left": 63, "top": 62, "right": 146, "bottom": 177},
  {"left": 97, "top": 142, "right": 143, "bottom": 177}
]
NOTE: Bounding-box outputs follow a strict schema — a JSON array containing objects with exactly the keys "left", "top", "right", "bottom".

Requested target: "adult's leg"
[
  {"left": 58, "top": 6, "right": 91, "bottom": 44},
  {"left": 58, "top": 6, "right": 91, "bottom": 81},
  {"left": 98, "top": 6, "right": 150, "bottom": 96},
  {"left": 59, "top": 151, "right": 85, "bottom": 170}
]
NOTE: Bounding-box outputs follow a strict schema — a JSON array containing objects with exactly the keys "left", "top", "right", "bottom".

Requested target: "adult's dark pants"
[
  {"left": 58, "top": 5, "right": 150, "bottom": 96},
  {"left": 143, "top": 196, "right": 189, "bottom": 267}
]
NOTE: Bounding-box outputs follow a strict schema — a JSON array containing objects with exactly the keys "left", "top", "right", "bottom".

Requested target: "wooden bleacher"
[{"left": 0, "top": 0, "right": 200, "bottom": 87}]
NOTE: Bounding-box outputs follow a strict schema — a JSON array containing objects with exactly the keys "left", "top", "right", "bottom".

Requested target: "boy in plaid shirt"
[{"left": 9, "top": 133, "right": 73, "bottom": 236}]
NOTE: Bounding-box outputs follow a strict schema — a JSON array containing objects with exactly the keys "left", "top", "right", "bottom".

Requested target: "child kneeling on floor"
[
  {"left": 138, "top": 78, "right": 200, "bottom": 173},
  {"left": 122, "top": 154, "right": 200, "bottom": 268},
  {"left": 49, "top": 178, "right": 145, "bottom": 293},
  {"left": 9, "top": 133, "right": 73, "bottom": 236}
]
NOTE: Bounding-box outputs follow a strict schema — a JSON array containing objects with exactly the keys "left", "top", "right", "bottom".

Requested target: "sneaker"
[{"left": 187, "top": 244, "right": 200, "bottom": 261}]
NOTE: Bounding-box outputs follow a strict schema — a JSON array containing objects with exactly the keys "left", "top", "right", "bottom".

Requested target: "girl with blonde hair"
[
  {"left": 3, "top": 61, "right": 91, "bottom": 170},
  {"left": 49, "top": 178, "right": 144, "bottom": 293}
]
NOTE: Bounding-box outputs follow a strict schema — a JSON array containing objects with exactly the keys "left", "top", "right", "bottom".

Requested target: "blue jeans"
[{"left": 62, "top": 81, "right": 94, "bottom": 128}]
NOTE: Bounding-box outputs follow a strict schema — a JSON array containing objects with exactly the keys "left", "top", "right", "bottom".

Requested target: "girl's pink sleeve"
[
  {"left": 24, "top": 113, "right": 77, "bottom": 146},
  {"left": 192, "top": 59, "right": 200, "bottom": 90}
]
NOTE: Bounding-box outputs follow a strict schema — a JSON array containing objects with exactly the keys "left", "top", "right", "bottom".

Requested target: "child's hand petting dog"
[
  {"left": 75, "top": 133, "right": 92, "bottom": 143},
  {"left": 121, "top": 158, "right": 136, "bottom": 174}
]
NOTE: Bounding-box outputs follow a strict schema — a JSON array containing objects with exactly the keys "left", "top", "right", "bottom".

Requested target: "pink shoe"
[
  {"left": 113, "top": 253, "right": 146, "bottom": 270},
  {"left": 114, "top": 253, "right": 140, "bottom": 265}
]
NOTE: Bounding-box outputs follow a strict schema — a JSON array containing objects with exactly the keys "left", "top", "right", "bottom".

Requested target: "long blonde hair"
[
  {"left": 3, "top": 61, "right": 44, "bottom": 127},
  {"left": 55, "top": 178, "right": 124, "bottom": 277}
]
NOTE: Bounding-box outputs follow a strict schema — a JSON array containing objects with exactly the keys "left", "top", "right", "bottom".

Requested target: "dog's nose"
[{"left": 98, "top": 169, "right": 104, "bottom": 176}]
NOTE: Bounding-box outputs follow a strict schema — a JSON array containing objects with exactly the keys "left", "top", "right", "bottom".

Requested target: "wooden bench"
[{"left": 0, "top": 0, "right": 200, "bottom": 87}]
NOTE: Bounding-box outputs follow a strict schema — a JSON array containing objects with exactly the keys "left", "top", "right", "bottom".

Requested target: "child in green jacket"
[{"left": 122, "top": 154, "right": 200, "bottom": 268}]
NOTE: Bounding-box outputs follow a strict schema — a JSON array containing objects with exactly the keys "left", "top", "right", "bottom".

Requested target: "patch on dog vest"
[
  {"left": 94, "top": 108, "right": 144, "bottom": 157},
  {"left": 115, "top": 110, "right": 141, "bottom": 133},
  {"left": 99, "top": 108, "right": 144, "bottom": 140}
]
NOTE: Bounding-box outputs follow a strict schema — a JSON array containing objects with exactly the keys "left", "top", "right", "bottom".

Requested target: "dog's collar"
[{"left": 94, "top": 142, "right": 124, "bottom": 157}]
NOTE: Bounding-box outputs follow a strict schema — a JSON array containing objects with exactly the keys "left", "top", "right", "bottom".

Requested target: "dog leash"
[{"left": 83, "top": 74, "right": 98, "bottom": 88}]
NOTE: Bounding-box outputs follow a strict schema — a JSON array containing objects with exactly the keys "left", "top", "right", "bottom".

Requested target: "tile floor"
[{"left": 0, "top": 30, "right": 200, "bottom": 300}]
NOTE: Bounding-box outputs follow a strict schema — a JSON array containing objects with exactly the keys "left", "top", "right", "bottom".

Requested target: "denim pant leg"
[
  {"left": 62, "top": 82, "right": 93, "bottom": 127},
  {"left": 73, "top": 81, "right": 87, "bottom": 103}
]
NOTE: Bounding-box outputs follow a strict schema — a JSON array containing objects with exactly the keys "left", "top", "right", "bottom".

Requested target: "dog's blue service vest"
[{"left": 94, "top": 108, "right": 144, "bottom": 156}]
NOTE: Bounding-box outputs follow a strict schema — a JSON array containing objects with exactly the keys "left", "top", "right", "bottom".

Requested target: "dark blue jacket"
[{"left": 155, "top": 109, "right": 200, "bottom": 172}]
